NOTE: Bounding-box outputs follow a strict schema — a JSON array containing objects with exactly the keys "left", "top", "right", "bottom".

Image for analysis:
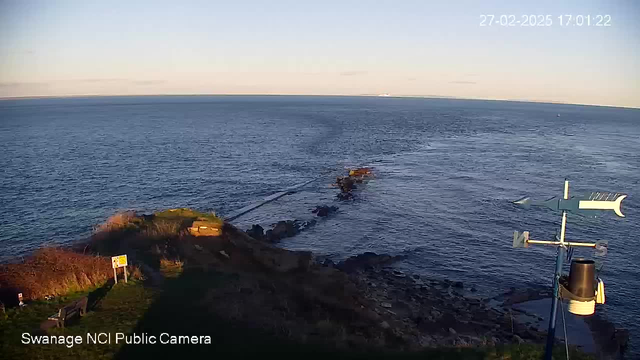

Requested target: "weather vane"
[{"left": 512, "top": 179, "right": 627, "bottom": 360}]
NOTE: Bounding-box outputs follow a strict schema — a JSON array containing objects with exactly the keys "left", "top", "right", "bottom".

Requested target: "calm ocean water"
[{"left": 1, "top": 96, "right": 638, "bottom": 352}]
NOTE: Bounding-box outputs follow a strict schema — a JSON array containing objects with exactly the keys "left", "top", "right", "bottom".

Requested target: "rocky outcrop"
[
  {"left": 224, "top": 223, "right": 312, "bottom": 273},
  {"left": 312, "top": 205, "right": 338, "bottom": 217},
  {"left": 271, "top": 220, "right": 298, "bottom": 240},
  {"left": 245, "top": 224, "right": 265, "bottom": 241},
  {"left": 246, "top": 218, "right": 321, "bottom": 243},
  {"left": 334, "top": 167, "right": 374, "bottom": 200},
  {"left": 353, "top": 266, "right": 547, "bottom": 348},
  {"left": 336, "top": 176, "right": 357, "bottom": 193}
]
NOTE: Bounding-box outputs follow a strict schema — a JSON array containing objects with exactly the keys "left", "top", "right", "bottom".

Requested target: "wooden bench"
[{"left": 47, "top": 296, "right": 88, "bottom": 328}]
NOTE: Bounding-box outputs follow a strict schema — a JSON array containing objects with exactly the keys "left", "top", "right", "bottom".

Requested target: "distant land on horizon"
[{"left": 1, "top": 93, "right": 638, "bottom": 110}]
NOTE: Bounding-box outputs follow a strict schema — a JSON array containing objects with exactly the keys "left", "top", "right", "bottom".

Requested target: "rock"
[
  {"left": 269, "top": 220, "right": 298, "bottom": 242},
  {"left": 419, "top": 335, "right": 435, "bottom": 347},
  {"left": 219, "top": 250, "right": 230, "bottom": 258},
  {"left": 512, "top": 335, "right": 524, "bottom": 344},
  {"left": 453, "top": 281, "right": 464, "bottom": 289},
  {"left": 381, "top": 302, "right": 392, "bottom": 308},
  {"left": 449, "top": 327, "right": 457, "bottom": 335},
  {"left": 336, "top": 192, "right": 354, "bottom": 201},
  {"left": 322, "top": 259, "right": 336, "bottom": 268},
  {"left": 471, "top": 287, "right": 477, "bottom": 292},
  {"left": 411, "top": 274, "right": 420, "bottom": 280},
  {"left": 312, "top": 205, "right": 338, "bottom": 217},
  {"left": 246, "top": 224, "right": 265, "bottom": 240},
  {"left": 224, "top": 224, "right": 312, "bottom": 272},
  {"left": 380, "top": 321, "right": 390, "bottom": 329},
  {"left": 336, "top": 176, "right": 356, "bottom": 192},
  {"left": 336, "top": 252, "right": 406, "bottom": 273}
]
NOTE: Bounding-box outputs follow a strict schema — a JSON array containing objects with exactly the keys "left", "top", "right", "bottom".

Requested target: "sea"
[{"left": 1, "top": 95, "right": 638, "bottom": 354}]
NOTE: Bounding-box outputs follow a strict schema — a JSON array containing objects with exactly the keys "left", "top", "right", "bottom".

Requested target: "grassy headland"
[{"left": 0, "top": 209, "right": 594, "bottom": 359}]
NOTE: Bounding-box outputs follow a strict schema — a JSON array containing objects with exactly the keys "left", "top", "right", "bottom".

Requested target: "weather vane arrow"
[{"left": 514, "top": 192, "right": 627, "bottom": 217}]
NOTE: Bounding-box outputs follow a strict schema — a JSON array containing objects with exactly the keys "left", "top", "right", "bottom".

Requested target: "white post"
[
  {"left": 124, "top": 266, "right": 128, "bottom": 283},
  {"left": 113, "top": 268, "right": 118, "bottom": 284},
  {"left": 559, "top": 180, "right": 569, "bottom": 244}
]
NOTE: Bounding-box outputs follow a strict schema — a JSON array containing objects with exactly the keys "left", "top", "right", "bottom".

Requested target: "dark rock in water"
[
  {"left": 246, "top": 224, "right": 265, "bottom": 241},
  {"left": 312, "top": 205, "right": 339, "bottom": 217},
  {"left": 269, "top": 220, "right": 298, "bottom": 241},
  {"left": 453, "top": 281, "right": 464, "bottom": 289},
  {"left": 265, "top": 229, "right": 273, "bottom": 242},
  {"left": 336, "top": 252, "right": 406, "bottom": 273},
  {"left": 336, "top": 176, "right": 356, "bottom": 193}
]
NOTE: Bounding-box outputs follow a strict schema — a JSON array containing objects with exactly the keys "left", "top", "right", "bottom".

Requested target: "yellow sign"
[{"left": 111, "top": 255, "right": 128, "bottom": 268}]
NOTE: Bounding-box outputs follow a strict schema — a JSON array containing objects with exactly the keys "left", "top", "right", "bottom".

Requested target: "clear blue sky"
[{"left": 1, "top": 0, "right": 638, "bottom": 107}]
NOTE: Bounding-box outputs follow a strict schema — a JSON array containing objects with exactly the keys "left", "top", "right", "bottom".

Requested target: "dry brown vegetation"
[
  {"left": 0, "top": 248, "right": 114, "bottom": 303},
  {"left": 0, "top": 209, "right": 220, "bottom": 306},
  {"left": 94, "top": 211, "right": 139, "bottom": 232},
  {"left": 89, "top": 209, "right": 222, "bottom": 257}
]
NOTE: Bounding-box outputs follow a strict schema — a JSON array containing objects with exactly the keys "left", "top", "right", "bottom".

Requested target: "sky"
[{"left": 0, "top": 0, "right": 639, "bottom": 108}]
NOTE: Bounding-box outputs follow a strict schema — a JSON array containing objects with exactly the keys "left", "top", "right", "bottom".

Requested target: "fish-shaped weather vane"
[{"left": 514, "top": 191, "right": 627, "bottom": 217}]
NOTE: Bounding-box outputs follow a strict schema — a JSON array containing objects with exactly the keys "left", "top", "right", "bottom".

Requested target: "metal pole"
[
  {"left": 544, "top": 180, "right": 569, "bottom": 360},
  {"left": 124, "top": 266, "right": 128, "bottom": 283}
]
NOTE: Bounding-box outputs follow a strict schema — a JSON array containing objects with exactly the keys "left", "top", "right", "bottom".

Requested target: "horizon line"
[{"left": 0, "top": 93, "right": 638, "bottom": 111}]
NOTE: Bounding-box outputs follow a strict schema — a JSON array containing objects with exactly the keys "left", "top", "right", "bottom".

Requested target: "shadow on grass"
[
  {"left": 114, "top": 268, "right": 488, "bottom": 359},
  {"left": 87, "top": 279, "right": 114, "bottom": 311}
]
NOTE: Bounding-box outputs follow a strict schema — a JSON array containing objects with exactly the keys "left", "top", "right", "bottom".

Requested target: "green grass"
[
  {"left": 0, "top": 281, "right": 156, "bottom": 360},
  {"left": 154, "top": 208, "right": 223, "bottom": 225},
  {"left": 0, "top": 270, "right": 594, "bottom": 360}
]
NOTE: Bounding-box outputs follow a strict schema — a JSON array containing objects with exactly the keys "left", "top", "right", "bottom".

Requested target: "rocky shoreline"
[
  {"left": 232, "top": 167, "right": 629, "bottom": 358},
  {"left": 330, "top": 252, "right": 547, "bottom": 348}
]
